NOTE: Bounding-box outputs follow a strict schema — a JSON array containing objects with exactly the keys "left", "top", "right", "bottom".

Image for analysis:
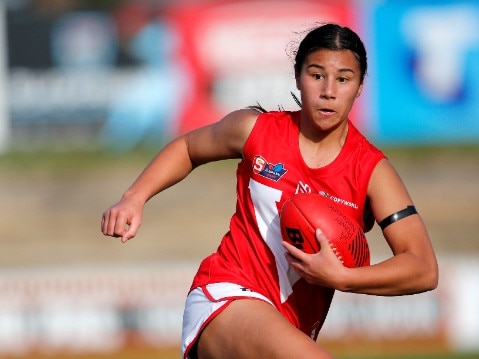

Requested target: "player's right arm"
[{"left": 101, "top": 109, "right": 259, "bottom": 242}]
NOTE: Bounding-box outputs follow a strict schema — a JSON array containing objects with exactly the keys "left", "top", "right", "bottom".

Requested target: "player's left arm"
[{"left": 338, "top": 158, "right": 439, "bottom": 295}]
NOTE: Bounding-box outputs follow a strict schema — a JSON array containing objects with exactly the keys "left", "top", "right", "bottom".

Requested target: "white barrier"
[
  {"left": 0, "top": 257, "right": 477, "bottom": 355},
  {"left": 440, "top": 257, "right": 479, "bottom": 352},
  {"left": 0, "top": 263, "right": 194, "bottom": 355}
]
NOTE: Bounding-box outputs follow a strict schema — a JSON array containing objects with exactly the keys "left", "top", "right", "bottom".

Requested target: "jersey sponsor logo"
[
  {"left": 319, "top": 190, "right": 358, "bottom": 209},
  {"left": 252, "top": 155, "right": 287, "bottom": 181},
  {"left": 294, "top": 182, "right": 359, "bottom": 209},
  {"left": 295, "top": 181, "right": 311, "bottom": 194}
]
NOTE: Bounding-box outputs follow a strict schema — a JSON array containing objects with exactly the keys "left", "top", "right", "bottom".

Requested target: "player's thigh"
[{"left": 197, "top": 299, "right": 334, "bottom": 359}]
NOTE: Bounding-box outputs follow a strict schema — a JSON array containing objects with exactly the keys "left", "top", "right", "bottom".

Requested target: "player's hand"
[
  {"left": 101, "top": 197, "right": 143, "bottom": 243},
  {"left": 283, "top": 229, "right": 346, "bottom": 288}
]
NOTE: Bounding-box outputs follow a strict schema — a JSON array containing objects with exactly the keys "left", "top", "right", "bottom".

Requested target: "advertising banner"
[
  {"left": 5, "top": 1, "right": 479, "bottom": 149},
  {"left": 369, "top": 1, "right": 479, "bottom": 144},
  {"left": 164, "top": 0, "right": 356, "bottom": 134}
]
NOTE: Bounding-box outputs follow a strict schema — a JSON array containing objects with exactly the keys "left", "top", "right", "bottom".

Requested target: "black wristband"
[{"left": 379, "top": 205, "right": 418, "bottom": 230}]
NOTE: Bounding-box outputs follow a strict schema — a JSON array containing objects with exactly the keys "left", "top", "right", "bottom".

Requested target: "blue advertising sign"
[{"left": 370, "top": 1, "right": 479, "bottom": 145}]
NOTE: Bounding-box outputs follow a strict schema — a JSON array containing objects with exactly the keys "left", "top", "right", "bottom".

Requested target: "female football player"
[{"left": 101, "top": 23, "right": 438, "bottom": 359}]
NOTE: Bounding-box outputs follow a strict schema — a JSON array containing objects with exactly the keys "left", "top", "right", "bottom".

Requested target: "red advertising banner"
[{"left": 164, "top": 0, "right": 355, "bottom": 134}]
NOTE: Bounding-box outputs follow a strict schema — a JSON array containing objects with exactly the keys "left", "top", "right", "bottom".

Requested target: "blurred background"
[{"left": 0, "top": 0, "right": 478, "bottom": 358}]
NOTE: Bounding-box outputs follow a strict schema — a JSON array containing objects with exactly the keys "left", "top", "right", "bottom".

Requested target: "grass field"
[{"left": 1, "top": 143, "right": 478, "bottom": 173}]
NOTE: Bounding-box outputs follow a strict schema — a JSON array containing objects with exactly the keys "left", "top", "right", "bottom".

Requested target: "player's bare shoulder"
[
  {"left": 225, "top": 108, "right": 261, "bottom": 134},
  {"left": 217, "top": 108, "right": 262, "bottom": 154}
]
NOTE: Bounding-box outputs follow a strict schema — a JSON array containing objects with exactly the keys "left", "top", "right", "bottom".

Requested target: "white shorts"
[{"left": 181, "top": 282, "right": 273, "bottom": 359}]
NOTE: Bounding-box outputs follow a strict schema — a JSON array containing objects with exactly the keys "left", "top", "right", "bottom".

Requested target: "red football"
[{"left": 280, "top": 193, "right": 370, "bottom": 268}]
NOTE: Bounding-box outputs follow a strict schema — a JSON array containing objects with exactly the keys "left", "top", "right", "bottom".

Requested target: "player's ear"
[{"left": 355, "top": 83, "right": 364, "bottom": 98}]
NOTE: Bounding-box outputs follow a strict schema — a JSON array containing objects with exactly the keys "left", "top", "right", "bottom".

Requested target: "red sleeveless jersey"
[{"left": 190, "top": 111, "right": 385, "bottom": 339}]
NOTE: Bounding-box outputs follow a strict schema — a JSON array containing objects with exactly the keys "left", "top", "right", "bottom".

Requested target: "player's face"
[{"left": 295, "top": 49, "right": 363, "bottom": 134}]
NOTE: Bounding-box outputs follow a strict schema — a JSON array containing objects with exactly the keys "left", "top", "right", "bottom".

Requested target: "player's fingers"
[
  {"left": 101, "top": 210, "right": 116, "bottom": 236},
  {"left": 102, "top": 208, "right": 127, "bottom": 238},
  {"left": 283, "top": 242, "right": 313, "bottom": 277},
  {"left": 111, "top": 211, "right": 130, "bottom": 238},
  {"left": 282, "top": 241, "right": 306, "bottom": 260},
  {"left": 101, "top": 213, "right": 107, "bottom": 234},
  {"left": 315, "top": 229, "right": 331, "bottom": 251},
  {"left": 121, "top": 217, "right": 140, "bottom": 243},
  {"left": 315, "top": 229, "right": 344, "bottom": 268},
  {"left": 282, "top": 245, "right": 309, "bottom": 279}
]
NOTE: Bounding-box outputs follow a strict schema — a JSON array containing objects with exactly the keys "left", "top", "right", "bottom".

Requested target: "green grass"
[
  {"left": 0, "top": 146, "right": 241, "bottom": 177},
  {"left": 382, "top": 143, "right": 479, "bottom": 162},
  {"left": 1, "top": 143, "right": 478, "bottom": 175},
  {"left": 0, "top": 148, "right": 155, "bottom": 175}
]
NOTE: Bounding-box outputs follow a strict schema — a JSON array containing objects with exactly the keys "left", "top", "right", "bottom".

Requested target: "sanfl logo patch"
[{"left": 252, "top": 155, "right": 287, "bottom": 181}]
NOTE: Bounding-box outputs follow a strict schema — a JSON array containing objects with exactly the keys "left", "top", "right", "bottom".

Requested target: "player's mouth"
[{"left": 319, "top": 108, "right": 335, "bottom": 115}]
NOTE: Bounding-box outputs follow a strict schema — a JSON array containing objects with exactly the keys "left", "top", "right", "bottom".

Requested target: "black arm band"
[{"left": 379, "top": 205, "right": 418, "bottom": 230}]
